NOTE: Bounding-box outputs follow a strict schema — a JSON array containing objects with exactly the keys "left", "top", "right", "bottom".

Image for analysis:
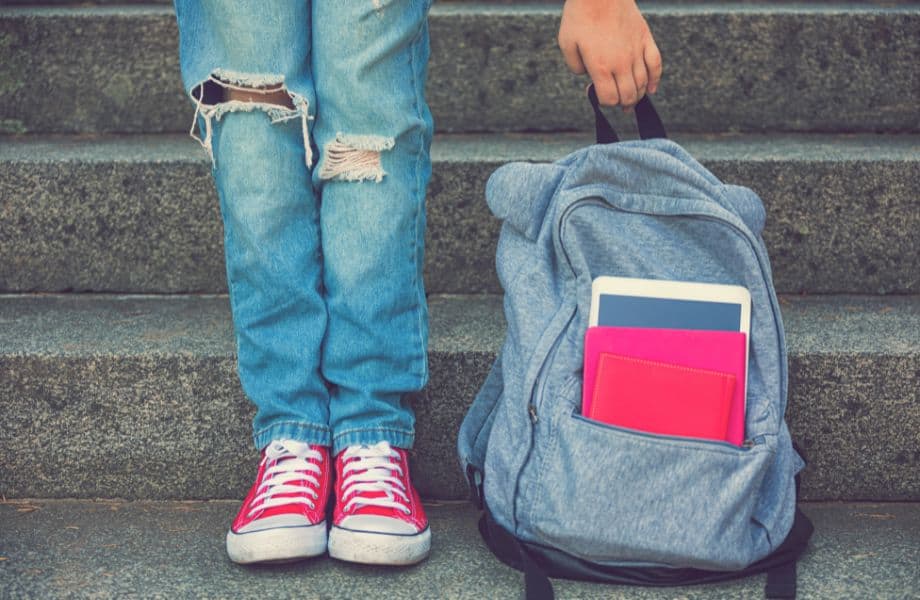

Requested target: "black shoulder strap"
[
  {"left": 478, "top": 509, "right": 555, "bottom": 600},
  {"left": 764, "top": 505, "right": 814, "bottom": 598},
  {"left": 765, "top": 560, "right": 797, "bottom": 599}
]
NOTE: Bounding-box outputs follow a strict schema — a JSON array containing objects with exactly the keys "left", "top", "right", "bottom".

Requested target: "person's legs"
[
  {"left": 312, "top": 0, "right": 434, "bottom": 456},
  {"left": 311, "top": 0, "right": 434, "bottom": 565},
  {"left": 175, "top": 0, "right": 329, "bottom": 452},
  {"left": 174, "top": 0, "right": 331, "bottom": 563}
]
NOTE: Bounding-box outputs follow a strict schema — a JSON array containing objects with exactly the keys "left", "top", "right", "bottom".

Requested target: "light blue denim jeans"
[{"left": 174, "top": 0, "right": 433, "bottom": 455}]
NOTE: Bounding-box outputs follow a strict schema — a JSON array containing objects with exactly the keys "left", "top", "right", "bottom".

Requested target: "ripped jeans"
[{"left": 174, "top": 0, "right": 433, "bottom": 454}]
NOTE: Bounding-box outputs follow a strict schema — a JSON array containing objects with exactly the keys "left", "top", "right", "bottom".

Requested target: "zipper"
[
  {"left": 510, "top": 299, "right": 576, "bottom": 529},
  {"left": 556, "top": 193, "right": 789, "bottom": 421},
  {"left": 528, "top": 403, "right": 538, "bottom": 424},
  {"left": 573, "top": 411, "right": 767, "bottom": 451},
  {"left": 529, "top": 307, "right": 578, "bottom": 424}
]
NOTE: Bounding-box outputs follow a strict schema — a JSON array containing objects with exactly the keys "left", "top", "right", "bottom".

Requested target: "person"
[{"left": 172, "top": 0, "right": 661, "bottom": 567}]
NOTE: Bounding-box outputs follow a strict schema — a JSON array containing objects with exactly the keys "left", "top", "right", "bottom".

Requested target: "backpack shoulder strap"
[
  {"left": 763, "top": 506, "right": 815, "bottom": 598},
  {"left": 478, "top": 508, "right": 554, "bottom": 600}
]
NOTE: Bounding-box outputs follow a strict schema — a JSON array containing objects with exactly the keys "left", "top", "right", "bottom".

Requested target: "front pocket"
[{"left": 524, "top": 387, "right": 774, "bottom": 570}]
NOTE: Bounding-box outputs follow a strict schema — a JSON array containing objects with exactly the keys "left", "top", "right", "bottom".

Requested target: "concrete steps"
[
  {"left": 1, "top": 132, "right": 917, "bottom": 294},
  {"left": 1, "top": 293, "right": 917, "bottom": 502},
  {"left": 1, "top": 2, "right": 917, "bottom": 596},
  {"left": 1, "top": 499, "right": 918, "bottom": 598},
  {"left": 2, "top": 3, "right": 918, "bottom": 134}
]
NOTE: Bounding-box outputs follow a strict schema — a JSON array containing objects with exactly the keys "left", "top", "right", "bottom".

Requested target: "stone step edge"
[
  {"left": 4, "top": 2, "right": 919, "bottom": 16},
  {"left": 2, "top": 131, "right": 919, "bottom": 165},
  {"left": 0, "top": 293, "right": 917, "bottom": 357},
  {"left": 0, "top": 500, "right": 917, "bottom": 599}
]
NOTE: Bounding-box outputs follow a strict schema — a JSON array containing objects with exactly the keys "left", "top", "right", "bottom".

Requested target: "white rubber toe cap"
[
  {"left": 336, "top": 514, "right": 418, "bottom": 535},
  {"left": 234, "top": 513, "right": 315, "bottom": 534},
  {"left": 226, "top": 519, "right": 327, "bottom": 564},
  {"left": 328, "top": 523, "right": 431, "bottom": 566}
]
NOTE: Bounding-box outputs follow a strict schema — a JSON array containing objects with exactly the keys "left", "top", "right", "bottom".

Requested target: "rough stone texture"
[
  {"left": 1, "top": 133, "right": 917, "bottom": 294},
  {"left": 0, "top": 500, "right": 918, "bottom": 599},
  {"left": 1, "top": 4, "right": 918, "bottom": 134},
  {"left": 0, "top": 294, "right": 917, "bottom": 501},
  {"left": 782, "top": 295, "right": 920, "bottom": 501},
  {"left": 0, "top": 136, "right": 223, "bottom": 293}
]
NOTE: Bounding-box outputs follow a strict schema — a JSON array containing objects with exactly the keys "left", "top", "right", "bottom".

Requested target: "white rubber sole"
[
  {"left": 328, "top": 525, "right": 431, "bottom": 566},
  {"left": 226, "top": 521, "right": 327, "bottom": 564}
]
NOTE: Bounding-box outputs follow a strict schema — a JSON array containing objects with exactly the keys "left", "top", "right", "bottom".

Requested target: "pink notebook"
[
  {"left": 582, "top": 326, "right": 747, "bottom": 446},
  {"left": 589, "top": 353, "right": 735, "bottom": 442}
]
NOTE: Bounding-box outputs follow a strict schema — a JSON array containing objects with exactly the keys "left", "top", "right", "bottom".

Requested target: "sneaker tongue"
[{"left": 267, "top": 439, "right": 316, "bottom": 461}]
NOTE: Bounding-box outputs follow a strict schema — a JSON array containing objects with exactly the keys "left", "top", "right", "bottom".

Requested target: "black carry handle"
[{"left": 587, "top": 84, "right": 667, "bottom": 144}]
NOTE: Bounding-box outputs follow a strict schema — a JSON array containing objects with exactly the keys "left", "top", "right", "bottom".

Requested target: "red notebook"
[
  {"left": 587, "top": 353, "right": 736, "bottom": 442},
  {"left": 582, "top": 326, "right": 748, "bottom": 445}
]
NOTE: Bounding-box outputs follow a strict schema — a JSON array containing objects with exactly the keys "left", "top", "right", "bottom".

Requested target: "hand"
[{"left": 558, "top": 0, "right": 662, "bottom": 111}]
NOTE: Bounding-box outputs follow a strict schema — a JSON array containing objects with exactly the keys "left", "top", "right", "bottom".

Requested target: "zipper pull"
[
  {"left": 528, "top": 403, "right": 538, "bottom": 424},
  {"left": 742, "top": 435, "right": 766, "bottom": 449}
]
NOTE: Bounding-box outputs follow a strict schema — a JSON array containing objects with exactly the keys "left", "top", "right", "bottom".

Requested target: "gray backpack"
[{"left": 457, "top": 90, "right": 812, "bottom": 599}]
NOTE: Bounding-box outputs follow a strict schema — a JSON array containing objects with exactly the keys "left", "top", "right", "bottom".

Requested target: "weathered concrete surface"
[
  {"left": 0, "top": 500, "right": 918, "bottom": 599},
  {"left": 1, "top": 133, "right": 917, "bottom": 294},
  {"left": 1, "top": 4, "right": 918, "bottom": 134},
  {"left": 0, "top": 294, "right": 917, "bottom": 501}
]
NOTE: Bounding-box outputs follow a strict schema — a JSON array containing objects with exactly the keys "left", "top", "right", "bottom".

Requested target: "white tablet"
[{"left": 589, "top": 276, "right": 751, "bottom": 334}]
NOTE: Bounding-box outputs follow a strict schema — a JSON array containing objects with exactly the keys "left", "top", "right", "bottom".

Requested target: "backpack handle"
[{"left": 587, "top": 84, "right": 667, "bottom": 144}]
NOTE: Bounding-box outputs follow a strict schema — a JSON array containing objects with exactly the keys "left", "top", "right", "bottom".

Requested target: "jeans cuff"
[
  {"left": 332, "top": 428, "right": 415, "bottom": 456},
  {"left": 253, "top": 421, "right": 333, "bottom": 451}
]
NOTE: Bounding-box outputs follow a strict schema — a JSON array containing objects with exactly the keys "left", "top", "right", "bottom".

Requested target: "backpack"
[{"left": 457, "top": 88, "right": 813, "bottom": 599}]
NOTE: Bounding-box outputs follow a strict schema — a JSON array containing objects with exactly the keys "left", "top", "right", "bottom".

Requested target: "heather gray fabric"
[{"left": 457, "top": 138, "right": 804, "bottom": 570}]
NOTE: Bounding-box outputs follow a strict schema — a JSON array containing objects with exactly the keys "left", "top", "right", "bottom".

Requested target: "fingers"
[
  {"left": 559, "top": 37, "right": 587, "bottom": 75},
  {"left": 644, "top": 38, "right": 663, "bottom": 95},
  {"left": 585, "top": 60, "right": 619, "bottom": 108},
  {"left": 613, "top": 62, "right": 639, "bottom": 112},
  {"left": 611, "top": 43, "right": 660, "bottom": 112},
  {"left": 584, "top": 55, "right": 646, "bottom": 111},
  {"left": 566, "top": 33, "right": 662, "bottom": 110},
  {"left": 633, "top": 59, "right": 649, "bottom": 102}
]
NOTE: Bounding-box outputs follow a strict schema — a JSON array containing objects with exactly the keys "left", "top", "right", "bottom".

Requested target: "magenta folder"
[{"left": 582, "top": 326, "right": 747, "bottom": 446}]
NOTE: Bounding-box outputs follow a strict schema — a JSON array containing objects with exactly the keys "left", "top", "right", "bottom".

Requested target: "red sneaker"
[
  {"left": 328, "top": 441, "right": 431, "bottom": 565},
  {"left": 226, "top": 440, "right": 330, "bottom": 564}
]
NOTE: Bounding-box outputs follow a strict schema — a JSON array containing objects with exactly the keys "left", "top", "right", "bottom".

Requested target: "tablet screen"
[{"left": 596, "top": 294, "right": 743, "bottom": 331}]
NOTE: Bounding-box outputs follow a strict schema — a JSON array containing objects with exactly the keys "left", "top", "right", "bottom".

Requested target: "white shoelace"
[
  {"left": 248, "top": 439, "right": 323, "bottom": 518},
  {"left": 340, "top": 441, "right": 410, "bottom": 515}
]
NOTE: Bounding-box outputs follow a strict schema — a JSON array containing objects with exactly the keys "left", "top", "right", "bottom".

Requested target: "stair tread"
[
  {"left": 4, "top": 2, "right": 918, "bottom": 15},
  {"left": 2, "top": 3, "right": 917, "bottom": 135},
  {"left": 1, "top": 293, "right": 918, "bottom": 357},
  {"left": 3, "top": 131, "right": 920, "bottom": 163},
  {"left": 1, "top": 131, "right": 917, "bottom": 295},
  {"left": 0, "top": 499, "right": 917, "bottom": 599}
]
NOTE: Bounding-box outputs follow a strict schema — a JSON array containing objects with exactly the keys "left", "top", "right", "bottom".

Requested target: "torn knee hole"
[
  {"left": 224, "top": 86, "right": 294, "bottom": 108},
  {"left": 319, "top": 134, "right": 395, "bottom": 183},
  {"left": 188, "top": 70, "right": 313, "bottom": 167}
]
